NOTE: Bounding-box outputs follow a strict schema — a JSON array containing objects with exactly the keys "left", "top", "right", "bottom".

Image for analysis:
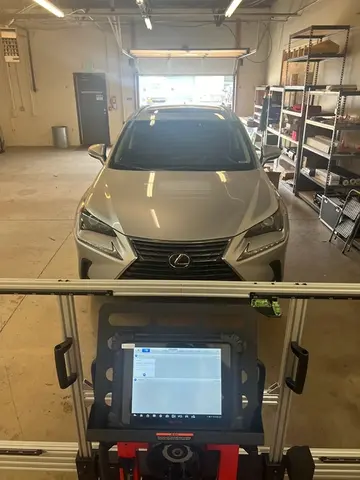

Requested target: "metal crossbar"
[{"left": 1, "top": 278, "right": 360, "bottom": 298}]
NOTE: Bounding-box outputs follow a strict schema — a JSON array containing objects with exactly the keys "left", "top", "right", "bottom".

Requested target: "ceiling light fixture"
[
  {"left": 129, "top": 48, "right": 250, "bottom": 58},
  {"left": 135, "top": 0, "right": 152, "bottom": 30},
  {"left": 144, "top": 16, "right": 152, "bottom": 30},
  {"left": 33, "top": 0, "right": 65, "bottom": 18},
  {"left": 225, "top": 0, "right": 244, "bottom": 18}
]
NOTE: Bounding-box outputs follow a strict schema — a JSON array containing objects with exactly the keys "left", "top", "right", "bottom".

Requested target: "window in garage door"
[{"left": 138, "top": 75, "right": 234, "bottom": 109}]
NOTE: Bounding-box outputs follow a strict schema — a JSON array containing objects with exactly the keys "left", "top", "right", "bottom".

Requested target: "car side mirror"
[
  {"left": 88, "top": 144, "right": 107, "bottom": 164},
  {"left": 261, "top": 145, "right": 281, "bottom": 166}
]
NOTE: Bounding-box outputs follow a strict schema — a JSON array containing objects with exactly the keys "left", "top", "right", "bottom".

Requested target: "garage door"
[
  {"left": 138, "top": 75, "right": 235, "bottom": 108},
  {"left": 130, "top": 48, "right": 249, "bottom": 75}
]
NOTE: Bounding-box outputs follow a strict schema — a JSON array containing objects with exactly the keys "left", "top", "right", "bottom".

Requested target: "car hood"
[{"left": 85, "top": 168, "right": 279, "bottom": 241}]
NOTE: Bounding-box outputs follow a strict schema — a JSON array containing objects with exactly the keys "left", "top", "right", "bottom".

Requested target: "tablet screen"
[{"left": 131, "top": 347, "right": 222, "bottom": 419}]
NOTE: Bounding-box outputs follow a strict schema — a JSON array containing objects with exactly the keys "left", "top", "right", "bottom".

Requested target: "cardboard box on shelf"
[
  {"left": 310, "top": 40, "right": 340, "bottom": 55},
  {"left": 307, "top": 135, "right": 338, "bottom": 154},
  {"left": 301, "top": 167, "right": 316, "bottom": 177},
  {"left": 316, "top": 169, "right": 340, "bottom": 185},
  {"left": 290, "top": 73, "right": 299, "bottom": 86},
  {"left": 326, "top": 84, "right": 357, "bottom": 92}
]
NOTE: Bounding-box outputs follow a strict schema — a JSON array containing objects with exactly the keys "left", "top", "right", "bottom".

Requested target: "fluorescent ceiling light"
[
  {"left": 129, "top": 48, "right": 249, "bottom": 58},
  {"left": 34, "top": 0, "right": 65, "bottom": 18},
  {"left": 225, "top": 0, "right": 244, "bottom": 18},
  {"left": 144, "top": 16, "right": 152, "bottom": 30}
]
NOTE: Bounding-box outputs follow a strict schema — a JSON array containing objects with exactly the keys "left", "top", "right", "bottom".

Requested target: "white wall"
[
  {"left": 0, "top": 19, "right": 267, "bottom": 147},
  {"left": 133, "top": 22, "right": 232, "bottom": 49},
  {"left": 0, "top": 25, "right": 135, "bottom": 146},
  {"left": 236, "top": 21, "right": 269, "bottom": 117}
]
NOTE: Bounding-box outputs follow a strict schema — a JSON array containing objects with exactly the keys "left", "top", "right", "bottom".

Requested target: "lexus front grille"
[{"left": 121, "top": 238, "right": 240, "bottom": 281}]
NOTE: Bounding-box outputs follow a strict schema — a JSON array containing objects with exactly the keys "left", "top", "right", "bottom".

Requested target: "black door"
[{"left": 74, "top": 73, "right": 110, "bottom": 146}]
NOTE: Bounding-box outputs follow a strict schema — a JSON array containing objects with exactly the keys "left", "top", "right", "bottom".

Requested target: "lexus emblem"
[{"left": 168, "top": 253, "right": 191, "bottom": 269}]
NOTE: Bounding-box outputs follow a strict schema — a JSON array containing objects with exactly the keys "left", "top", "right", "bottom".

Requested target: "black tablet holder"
[{"left": 87, "top": 298, "right": 265, "bottom": 446}]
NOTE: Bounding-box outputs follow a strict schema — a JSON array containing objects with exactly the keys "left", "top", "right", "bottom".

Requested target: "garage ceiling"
[
  {"left": 0, "top": 0, "right": 279, "bottom": 28},
  {"left": 1, "top": 0, "right": 276, "bottom": 9}
]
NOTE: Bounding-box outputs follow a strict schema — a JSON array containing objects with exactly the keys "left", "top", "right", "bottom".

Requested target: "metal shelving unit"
[
  {"left": 240, "top": 86, "right": 267, "bottom": 155},
  {"left": 261, "top": 25, "right": 352, "bottom": 200},
  {"left": 265, "top": 86, "right": 306, "bottom": 191},
  {"left": 298, "top": 89, "right": 360, "bottom": 212},
  {"left": 282, "top": 109, "right": 302, "bottom": 118},
  {"left": 287, "top": 53, "right": 345, "bottom": 62},
  {"left": 254, "top": 25, "right": 358, "bottom": 210},
  {"left": 265, "top": 88, "right": 284, "bottom": 154},
  {"left": 252, "top": 86, "right": 267, "bottom": 152},
  {"left": 287, "top": 26, "right": 350, "bottom": 196}
]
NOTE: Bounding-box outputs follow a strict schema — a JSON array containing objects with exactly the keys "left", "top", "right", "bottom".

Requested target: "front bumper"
[
  {"left": 75, "top": 235, "right": 287, "bottom": 282},
  {"left": 228, "top": 242, "right": 286, "bottom": 281},
  {"left": 75, "top": 235, "right": 135, "bottom": 279}
]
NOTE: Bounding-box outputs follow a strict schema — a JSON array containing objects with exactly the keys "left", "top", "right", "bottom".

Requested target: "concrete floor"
[{"left": 0, "top": 148, "right": 360, "bottom": 479}]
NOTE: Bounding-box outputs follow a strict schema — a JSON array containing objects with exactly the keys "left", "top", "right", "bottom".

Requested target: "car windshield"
[{"left": 110, "top": 111, "right": 256, "bottom": 171}]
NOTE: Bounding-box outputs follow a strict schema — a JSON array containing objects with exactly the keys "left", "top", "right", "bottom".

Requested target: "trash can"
[{"left": 52, "top": 126, "right": 69, "bottom": 149}]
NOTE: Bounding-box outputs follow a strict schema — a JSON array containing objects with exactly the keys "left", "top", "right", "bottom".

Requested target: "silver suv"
[{"left": 75, "top": 105, "right": 288, "bottom": 281}]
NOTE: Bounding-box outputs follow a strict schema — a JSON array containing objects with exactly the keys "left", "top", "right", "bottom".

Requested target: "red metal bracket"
[
  {"left": 117, "top": 442, "right": 147, "bottom": 480},
  {"left": 117, "top": 442, "right": 239, "bottom": 480},
  {"left": 208, "top": 444, "right": 239, "bottom": 480}
]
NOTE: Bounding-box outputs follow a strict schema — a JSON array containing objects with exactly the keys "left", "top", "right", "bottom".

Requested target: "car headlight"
[
  {"left": 76, "top": 208, "right": 123, "bottom": 260},
  {"left": 244, "top": 207, "right": 284, "bottom": 238},
  {"left": 238, "top": 202, "right": 288, "bottom": 261}
]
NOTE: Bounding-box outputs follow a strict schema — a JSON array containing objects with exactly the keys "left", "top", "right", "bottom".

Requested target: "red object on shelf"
[{"left": 291, "top": 131, "right": 298, "bottom": 141}]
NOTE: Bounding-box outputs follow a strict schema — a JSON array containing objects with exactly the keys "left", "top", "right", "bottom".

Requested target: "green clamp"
[{"left": 250, "top": 297, "right": 282, "bottom": 318}]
